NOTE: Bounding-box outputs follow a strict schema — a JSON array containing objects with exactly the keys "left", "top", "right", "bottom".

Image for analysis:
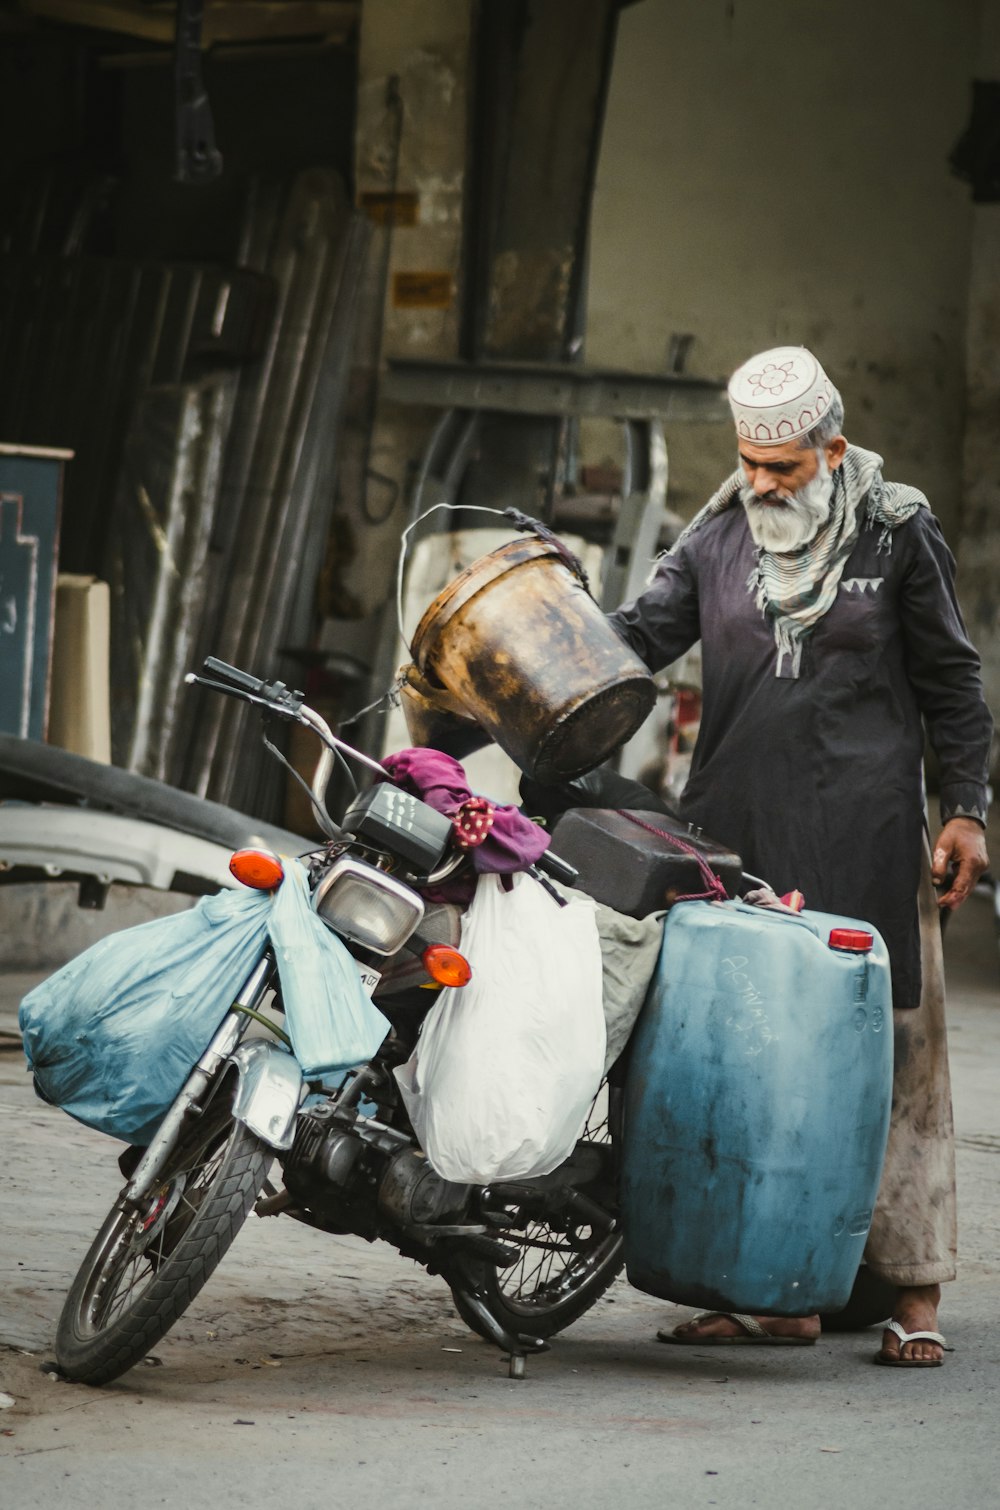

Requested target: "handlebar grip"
[
  {"left": 534, "top": 848, "right": 579, "bottom": 888},
  {"left": 201, "top": 657, "right": 265, "bottom": 695}
]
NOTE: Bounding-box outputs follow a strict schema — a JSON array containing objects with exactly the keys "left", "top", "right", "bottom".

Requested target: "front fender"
[{"left": 229, "top": 1040, "right": 302, "bottom": 1150}]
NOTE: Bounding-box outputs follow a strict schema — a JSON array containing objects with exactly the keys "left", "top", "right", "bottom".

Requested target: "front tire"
[{"left": 56, "top": 1084, "right": 271, "bottom": 1385}]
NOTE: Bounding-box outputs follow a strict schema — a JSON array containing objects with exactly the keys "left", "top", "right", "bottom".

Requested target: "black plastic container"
[{"left": 550, "top": 807, "right": 742, "bottom": 918}]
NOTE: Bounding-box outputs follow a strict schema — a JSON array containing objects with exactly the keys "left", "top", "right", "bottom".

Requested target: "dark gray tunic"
[{"left": 609, "top": 502, "right": 992, "bottom": 1009}]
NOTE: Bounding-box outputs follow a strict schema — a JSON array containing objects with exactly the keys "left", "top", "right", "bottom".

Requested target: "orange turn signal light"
[
  {"left": 229, "top": 848, "right": 285, "bottom": 891},
  {"left": 421, "top": 943, "right": 472, "bottom": 988}
]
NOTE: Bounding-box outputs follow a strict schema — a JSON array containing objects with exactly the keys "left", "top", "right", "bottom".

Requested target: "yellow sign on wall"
[
  {"left": 359, "top": 192, "right": 420, "bottom": 226},
  {"left": 392, "top": 271, "right": 454, "bottom": 310}
]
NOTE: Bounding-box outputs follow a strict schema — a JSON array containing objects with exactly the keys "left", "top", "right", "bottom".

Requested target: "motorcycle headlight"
[{"left": 312, "top": 855, "right": 425, "bottom": 956}]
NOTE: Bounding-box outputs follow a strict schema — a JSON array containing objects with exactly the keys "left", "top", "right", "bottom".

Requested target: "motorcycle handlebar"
[
  {"left": 533, "top": 848, "right": 579, "bottom": 888},
  {"left": 187, "top": 657, "right": 580, "bottom": 884},
  {"left": 186, "top": 658, "right": 384, "bottom": 841},
  {"left": 201, "top": 656, "right": 267, "bottom": 697},
  {"left": 194, "top": 657, "right": 304, "bottom": 718}
]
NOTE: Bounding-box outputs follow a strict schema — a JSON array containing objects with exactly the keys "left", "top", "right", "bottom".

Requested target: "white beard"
[{"left": 741, "top": 457, "right": 834, "bottom": 554}]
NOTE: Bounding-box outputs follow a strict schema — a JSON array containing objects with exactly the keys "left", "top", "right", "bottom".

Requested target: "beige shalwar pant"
[{"left": 863, "top": 845, "right": 957, "bottom": 1287}]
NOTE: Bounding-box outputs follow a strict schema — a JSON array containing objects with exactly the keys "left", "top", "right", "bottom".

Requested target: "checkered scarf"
[{"left": 672, "top": 444, "right": 927, "bottom": 677}]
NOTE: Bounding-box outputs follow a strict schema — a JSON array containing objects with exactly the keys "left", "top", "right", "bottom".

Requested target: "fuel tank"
[{"left": 621, "top": 900, "right": 893, "bottom": 1315}]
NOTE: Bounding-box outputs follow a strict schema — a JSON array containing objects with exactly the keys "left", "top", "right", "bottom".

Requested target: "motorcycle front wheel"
[
  {"left": 56, "top": 1081, "right": 271, "bottom": 1386},
  {"left": 447, "top": 1085, "right": 624, "bottom": 1343}
]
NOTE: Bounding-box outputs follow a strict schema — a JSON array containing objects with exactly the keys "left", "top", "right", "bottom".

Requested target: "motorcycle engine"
[
  {"left": 377, "top": 1148, "right": 470, "bottom": 1228},
  {"left": 280, "top": 1104, "right": 471, "bottom": 1237},
  {"left": 281, "top": 1104, "right": 371, "bottom": 1234}
]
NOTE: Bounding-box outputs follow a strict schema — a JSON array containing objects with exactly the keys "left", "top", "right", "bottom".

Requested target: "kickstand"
[{"left": 453, "top": 1284, "right": 546, "bottom": 1378}]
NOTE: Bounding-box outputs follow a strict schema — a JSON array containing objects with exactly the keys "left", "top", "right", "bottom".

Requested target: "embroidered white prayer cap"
[{"left": 728, "top": 346, "right": 837, "bottom": 446}]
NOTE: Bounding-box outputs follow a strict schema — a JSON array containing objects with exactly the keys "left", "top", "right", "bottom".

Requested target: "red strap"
[{"left": 616, "top": 810, "right": 728, "bottom": 903}]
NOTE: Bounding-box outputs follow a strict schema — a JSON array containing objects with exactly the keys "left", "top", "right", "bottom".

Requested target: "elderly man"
[{"left": 608, "top": 346, "right": 992, "bottom": 1368}]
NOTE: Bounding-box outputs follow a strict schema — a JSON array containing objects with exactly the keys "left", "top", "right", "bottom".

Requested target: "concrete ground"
[{"left": 0, "top": 877, "right": 997, "bottom": 1509}]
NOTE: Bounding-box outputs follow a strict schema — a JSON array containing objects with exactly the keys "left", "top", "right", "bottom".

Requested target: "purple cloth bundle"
[{"left": 379, "top": 748, "right": 550, "bottom": 904}]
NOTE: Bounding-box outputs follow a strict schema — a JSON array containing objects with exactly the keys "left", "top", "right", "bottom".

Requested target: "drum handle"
[
  {"left": 395, "top": 502, "right": 514, "bottom": 646},
  {"left": 395, "top": 502, "right": 591, "bottom": 646},
  {"left": 502, "top": 507, "right": 592, "bottom": 594}
]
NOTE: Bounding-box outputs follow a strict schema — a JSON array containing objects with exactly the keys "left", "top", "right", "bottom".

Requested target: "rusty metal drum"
[
  {"left": 409, "top": 537, "right": 656, "bottom": 783},
  {"left": 397, "top": 662, "right": 492, "bottom": 761}
]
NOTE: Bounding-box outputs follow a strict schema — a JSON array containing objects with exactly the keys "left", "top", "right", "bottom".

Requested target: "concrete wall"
[
  {"left": 0, "top": 883, "right": 191, "bottom": 973},
  {"left": 347, "top": 0, "right": 473, "bottom": 616},
  {"left": 587, "top": 0, "right": 981, "bottom": 533},
  {"left": 344, "top": 0, "right": 997, "bottom": 753}
]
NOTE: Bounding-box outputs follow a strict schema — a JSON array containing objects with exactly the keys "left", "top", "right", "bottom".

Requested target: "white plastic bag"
[{"left": 394, "top": 872, "right": 606, "bottom": 1182}]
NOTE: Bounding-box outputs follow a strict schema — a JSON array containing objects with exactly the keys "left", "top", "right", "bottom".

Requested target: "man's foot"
[
  {"left": 875, "top": 1284, "right": 945, "bottom": 1367},
  {"left": 657, "top": 1311, "right": 821, "bottom": 1346}
]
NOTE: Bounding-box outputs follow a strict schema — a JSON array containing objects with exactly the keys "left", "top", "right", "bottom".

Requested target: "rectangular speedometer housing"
[{"left": 341, "top": 784, "right": 452, "bottom": 872}]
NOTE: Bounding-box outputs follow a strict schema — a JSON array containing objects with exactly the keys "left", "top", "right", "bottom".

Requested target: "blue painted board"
[{"left": 0, "top": 448, "right": 67, "bottom": 739}]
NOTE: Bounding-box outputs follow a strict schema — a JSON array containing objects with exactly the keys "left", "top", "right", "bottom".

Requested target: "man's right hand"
[{"left": 932, "top": 818, "right": 989, "bottom": 909}]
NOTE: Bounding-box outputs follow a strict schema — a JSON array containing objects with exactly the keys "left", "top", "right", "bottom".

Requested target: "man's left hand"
[{"left": 931, "top": 818, "right": 989, "bottom": 909}]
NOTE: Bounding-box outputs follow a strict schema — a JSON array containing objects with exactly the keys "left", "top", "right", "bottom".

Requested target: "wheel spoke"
[
  {"left": 511, "top": 1244, "right": 547, "bottom": 1295},
  {"left": 502, "top": 1215, "right": 581, "bottom": 1301},
  {"left": 479, "top": 1083, "right": 621, "bottom": 1318},
  {"left": 78, "top": 1121, "right": 238, "bottom": 1334},
  {"left": 101, "top": 1248, "right": 155, "bottom": 1328},
  {"left": 57, "top": 1082, "right": 272, "bottom": 1386}
]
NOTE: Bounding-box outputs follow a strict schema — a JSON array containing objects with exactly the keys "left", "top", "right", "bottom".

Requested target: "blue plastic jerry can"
[{"left": 621, "top": 900, "right": 893, "bottom": 1316}]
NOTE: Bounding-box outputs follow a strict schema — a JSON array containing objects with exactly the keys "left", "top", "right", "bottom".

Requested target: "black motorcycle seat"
[{"left": 0, "top": 735, "right": 311, "bottom": 856}]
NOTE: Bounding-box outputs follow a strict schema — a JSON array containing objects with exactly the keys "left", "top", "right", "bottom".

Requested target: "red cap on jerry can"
[{"left": 828, "top": 927, "right": 874, "bottom": 952}]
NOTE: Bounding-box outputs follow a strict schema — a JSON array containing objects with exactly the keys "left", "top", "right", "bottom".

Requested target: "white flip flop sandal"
[{"left": 873, "top": 1318, "right": 948, "bottom": 1367}]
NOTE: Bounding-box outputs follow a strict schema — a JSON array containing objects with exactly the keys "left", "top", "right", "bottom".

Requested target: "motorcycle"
[{"left": 54, "top": 657, "right": 624, "bottom": 1386}]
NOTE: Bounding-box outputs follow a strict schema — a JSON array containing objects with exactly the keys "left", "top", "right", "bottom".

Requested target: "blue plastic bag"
[
  {"left": 19, "top": 889, "right": 272, "bottom": 1144},
  {"left": 269, "top": 860, "right": 390, "bottom": 1078},
  {"left": 19, "top": 859, "right": 393, "bottom": 1144}
]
